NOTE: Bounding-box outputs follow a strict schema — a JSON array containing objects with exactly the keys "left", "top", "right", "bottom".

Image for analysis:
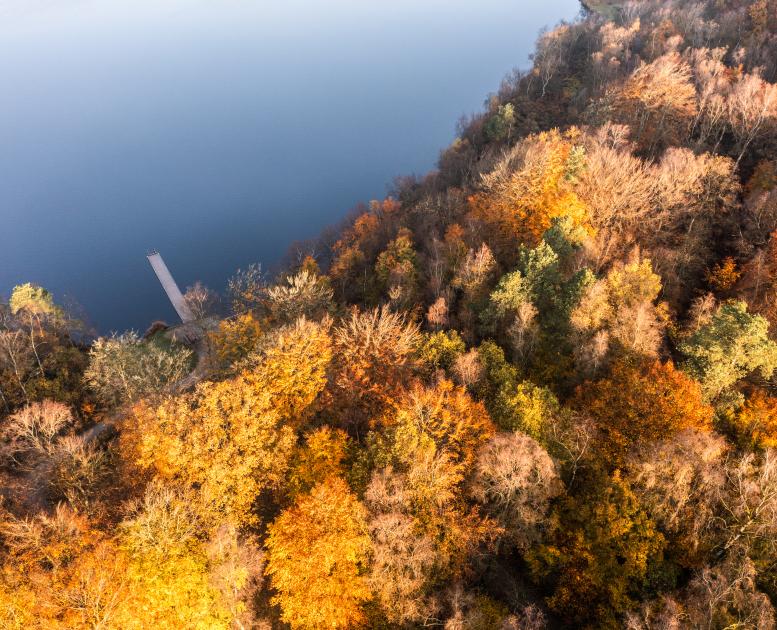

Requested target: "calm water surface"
[{"left": 0, "top": 0, "right": 580, "bottom": 332}]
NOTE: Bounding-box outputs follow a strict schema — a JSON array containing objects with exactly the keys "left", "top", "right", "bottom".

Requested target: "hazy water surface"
[{"left": 0, "top": 0, "right": 581, "bottom": 331}]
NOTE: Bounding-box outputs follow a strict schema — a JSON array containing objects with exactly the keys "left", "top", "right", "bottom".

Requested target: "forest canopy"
[{"left": 4, "top": 0, "right": 777, "bottom": 628}]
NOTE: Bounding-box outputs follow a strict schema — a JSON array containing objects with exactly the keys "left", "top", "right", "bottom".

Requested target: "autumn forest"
[{"left": 4, "top": 0, "right": 777, "bottom": 628}]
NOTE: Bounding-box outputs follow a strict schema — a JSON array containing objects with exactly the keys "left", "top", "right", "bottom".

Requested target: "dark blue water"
[{"left": 0, "top": 0, "right": 580, "bottom": 332}]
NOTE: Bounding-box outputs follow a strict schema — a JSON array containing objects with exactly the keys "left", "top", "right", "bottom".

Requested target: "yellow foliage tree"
[
  {"left": 0, "top": 488, "right": 260, "bottom": 630},
  {"left": 126, "top": 381, "right": 294, "bottom": 528},
  {"left": 123, "top": 318, "right": 332, "bottom": 526},
  {"left": 286, "top": 426, "right": 350, "bottom": 500},
  {"left": 244, "top": 316, "right": 333, "bottom": 424},
  {"left": 265, "top": 477, "right": 371, "bottom": 630},
  {"left": 571, "top": 250, "right": 667, "bottom": 366},
  {"left": 208, "top": 312, "right": 263, "bottom": 370},
  {"left": 388, "top": 378, "right": 496, "bottom": 475},
  {"left": 114, "top": 483, "right": 259, "bottom": 630}
]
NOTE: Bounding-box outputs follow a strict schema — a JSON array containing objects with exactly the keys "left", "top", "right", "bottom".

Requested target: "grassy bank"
[{"left": 581, "top": 0, "right": 622, "bottom": 18}]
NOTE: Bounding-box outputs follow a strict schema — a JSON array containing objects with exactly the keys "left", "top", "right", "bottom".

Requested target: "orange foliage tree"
[
  {"left": 330, "top": 306, "right": 421, "bottom": 430},
  {"left": 286, "top": 426, "right": 350, "bottom": 500},
  {"left": 468, "top": 129, "right": 590, "bottom": 262},
  {"left": 364, "top": 379, "right": 498, "bottom": 590},
  {"left": 329, "top": 199, "right": 402, "bottom": 302},
  {"left": 577, "top": 359, "right": 713, "bottom": 465},
  {"left": 265, "top": 477, "right": 371, "bottom": 630},
  {"left": 0, "top": 505, "right": 126, "bottom": 629},
  {"left": 707, "top": 257, "right": 741, "bottom": 292},
  {"left": 728, "top": 388, "right": 777, "bottom": 450}
]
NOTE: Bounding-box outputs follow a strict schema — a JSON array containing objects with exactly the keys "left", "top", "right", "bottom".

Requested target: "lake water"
[{"left": 0, "top": 0, "right": 581, "bottom": 332}]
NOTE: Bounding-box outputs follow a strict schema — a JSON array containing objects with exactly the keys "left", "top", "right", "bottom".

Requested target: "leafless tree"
[
  {"left": 727, "top": 72, "right": 777, "bottom": 166},
  {"left": 616, "top": 52, "right": 698, "bottom": 153},
  {"left": 205, "top": 523, "right": 264, "bottom": 630},
  {"left": 543, "top": 410, "right": 594, "bottom": 488},
  {"left": 577, "top": 129, "right": 656, "bottom": 268},
  {"left": 501, "top": 605, "right": 547, "bottom": 630},
  {"left": 3, "top": 400, "right": 74, "bottom": 465},
  {"left": 452, "top": 243, "right": 497, "bottom": 302},
  {"left": 590, "top": 21, "right": 639, "bottom": 92},
  {"left": 506, "top": 302, "right": 539, "bottom": 361},
  {"left": 452, "top": 349, "right": 483, "bottom": 388},
  {"left": 84, "top": 332, "right": 193, "bottom": 406},
  {"left": 530, "top": 25, "right": 575, "bottom": 98},
  {"left": 687, "top": 552, "right": 775, "bottom": 630},
  {"left": 364, "top": 467, "right": 441, "bottom": 625},
  {"left": 367, "top": 511, "right": 438, "bottom": 625},
  {"left": 265, "top": 270, "right": 333, "bottom": 324},
  {"left": 0, "top": 330, "right": 33, "bottom": 403},
  {"left": 628, "top": 552, "right": 776, "bottom": 630},
  {"left": 426, "top": 296, "right": 449, "bottom": 330},
  {"left": 718, "top": 449, "right": 777, "bottom": 554},
  {"left": 469, "top": 432, "right": 562, "bottom": 550},
  {"left": 227, "top": 263, "right": 265, "bottom": 314},
  {"left": 687, "top": 293, "right": 717, "bottom": 333},
  {"left": 183, "top": 281, "right": 219, "bottom": 320},
  {"left": 48, "top": 434, "right": 109, "bottom": 511},
  {"left": 628, "top": 429, "right": 728, "bottom": 559}
]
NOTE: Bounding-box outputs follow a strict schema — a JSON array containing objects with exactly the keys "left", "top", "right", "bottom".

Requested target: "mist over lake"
[{"left": 0, "top": 0, "right": 580, "bottom": 332}]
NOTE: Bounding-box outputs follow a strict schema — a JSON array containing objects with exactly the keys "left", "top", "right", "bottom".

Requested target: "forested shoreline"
[{"left": 4, "top": 1, "right": 777, "bottom": 628}]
